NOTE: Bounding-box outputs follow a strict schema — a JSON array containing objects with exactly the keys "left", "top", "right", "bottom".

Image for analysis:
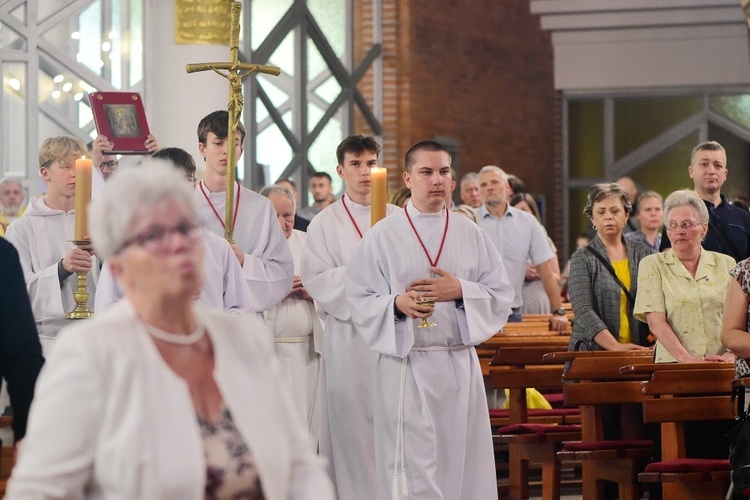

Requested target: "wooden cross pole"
[{"left": 185, "top": 1, "right": 280, "bottom": 243}]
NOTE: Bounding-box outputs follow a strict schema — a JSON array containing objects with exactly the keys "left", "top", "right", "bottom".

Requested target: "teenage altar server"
[
  {"left": 95, "top": 148, "right": 254, "bottom": 316},
  {"left": 261, "top": 185, "right": 323, "bottom": 448},
  {"left": 194, "top": 110, "right": 293, "bottom": 316},
  {"left": 300, "top": 135, "right": 398, "bottom": 499},
  {"left": 346, "top": 140, "right": 514, "bottom": 500},
  {"left": 5, "top": 137, "right": 100, "bottom": 356}
]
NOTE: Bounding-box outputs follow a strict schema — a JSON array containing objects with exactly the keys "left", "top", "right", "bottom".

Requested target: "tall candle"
[
  {"left": 74, "top": 157, "right": 93, "bottom": 241},
  {"left": 370, "top": 167, "right": 388, "bottom": 227}
]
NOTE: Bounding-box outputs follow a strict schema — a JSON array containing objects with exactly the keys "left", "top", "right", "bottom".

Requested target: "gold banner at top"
[{"left": 175, "top": 0, "right": 231, "bottom": 45}]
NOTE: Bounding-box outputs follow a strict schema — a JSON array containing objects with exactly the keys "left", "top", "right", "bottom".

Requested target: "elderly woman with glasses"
[
  {"left": 7, "top": 166, "right": 333, "bottom": 500},
  {"left": 635, "top": 189, "right": 736, "bottom": 363}
]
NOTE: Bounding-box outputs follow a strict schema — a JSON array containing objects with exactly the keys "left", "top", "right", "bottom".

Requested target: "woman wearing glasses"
[
  {"left": 7, "top": 166, "right": 333, "bottom": 499},
  {"left": 635, "top": 189, "right": 736, "bottom": 363}
]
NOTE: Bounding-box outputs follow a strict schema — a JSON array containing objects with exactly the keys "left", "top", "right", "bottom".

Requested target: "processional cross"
[{"left": 186, "top": 1, "right": 280, "bottom": 243}]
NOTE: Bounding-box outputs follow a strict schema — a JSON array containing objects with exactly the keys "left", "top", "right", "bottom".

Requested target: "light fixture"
[
  {"left": 102, "top": 41, "right": 111, "bottom": 52},
  {"left": 53, "top": 74, "right": 64, "bottom": 83},
  {"left": 51, "top": 90, "right": 61, "bottom": 99},
  {"left": 74, "top": 92, "right": 84, "bottom": 101},
  {"left": 71, "top": 31, "right": 81, "bottom": 40},
  {"left": 8, "top": 78, "right": 20, "bottom": 91},
  {"left": 62, "top": 82, "right": 73, "bottom": 92}
]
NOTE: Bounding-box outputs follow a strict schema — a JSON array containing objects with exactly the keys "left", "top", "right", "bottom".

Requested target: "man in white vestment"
[
  {"left": 346, "top": 140, "right": 514, "bottom": 500},
  {"left": 194, "top": 111, "right": 293, "bottom": 317},
  {"left": 95, "top": 148, "right": 254, "bottom": 316},
  {"left": 261, "top": 185, "right": 322, "bottom": 448},
  {"left": 300, "top": 135, "right": 399, "bottom": 499},
  {"left": 0, "top": 177, "right": 26, "bottom": 237},
  {"left": 5, "top": 137, "right": 100, "bottom": 356}
]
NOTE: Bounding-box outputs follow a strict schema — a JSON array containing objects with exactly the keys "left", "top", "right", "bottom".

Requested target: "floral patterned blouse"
[
  {"left": 198, "top": 408, "right": 265, "bottom": 500},
  {"left": 731, "top": 259, "right": 750, "bottom": 377}
]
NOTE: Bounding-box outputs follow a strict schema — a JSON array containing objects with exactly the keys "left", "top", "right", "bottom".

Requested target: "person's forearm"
[{"left": 649, "top": 321, "right": 695, "bottom": 362}]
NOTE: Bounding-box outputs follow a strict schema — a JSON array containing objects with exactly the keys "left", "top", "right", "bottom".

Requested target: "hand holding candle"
[
  {"left": 74, "top": 157, "right": 93, "bottom": 241},
  {"left": 370, "top": 167, "right": 387, "bottom": 227}
]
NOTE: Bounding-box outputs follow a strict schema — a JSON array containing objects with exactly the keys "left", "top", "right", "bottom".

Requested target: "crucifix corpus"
[{"left": 186, "top": 1, "right": 281, "bottom": 243}]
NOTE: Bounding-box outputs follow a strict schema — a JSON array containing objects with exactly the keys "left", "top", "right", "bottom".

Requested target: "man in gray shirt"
[{"left": 476, "top": 165, "right": 568, "bottom": 330}]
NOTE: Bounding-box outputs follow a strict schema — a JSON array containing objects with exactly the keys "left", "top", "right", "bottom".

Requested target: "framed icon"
[{"left": 88, "top": 92, "right": 152, "bottom": 154}]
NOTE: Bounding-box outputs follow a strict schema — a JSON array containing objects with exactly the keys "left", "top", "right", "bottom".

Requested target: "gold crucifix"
[{"left": 186, "top": 1, "right": 281, "bottom": 242}]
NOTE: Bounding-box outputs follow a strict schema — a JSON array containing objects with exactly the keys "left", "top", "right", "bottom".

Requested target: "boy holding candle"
[
  {"left": 345, "top": 140, "right": 514, "bottom": 499},
  {"left": 5, "top": 136, "right": 99, "bottom": 356},
  {"left": 300, "top": 135, "right": 398, "bottom": 500}
]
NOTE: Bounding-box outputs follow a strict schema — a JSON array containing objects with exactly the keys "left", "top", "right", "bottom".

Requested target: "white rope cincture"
[
  {"left": 393, "top": 356, "right": 409, "bottom": 500},
  {"left": 273, "top": 334, "right": 314, "bottom": 344}
]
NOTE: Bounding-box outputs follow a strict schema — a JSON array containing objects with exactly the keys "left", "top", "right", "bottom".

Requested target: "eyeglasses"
[
  {"left": 100, "top": 160, "right": 119, "bottom": 170},
  {"left": 116, "top": 222, "right": 202, "bottom": 254},
  {"left": 666, "top": 221, "right": 702, "bottom": 231}
]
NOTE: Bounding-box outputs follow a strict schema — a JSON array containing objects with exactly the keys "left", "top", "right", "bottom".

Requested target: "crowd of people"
[{"left": 2, "top": 119, "right": 750, "bottom": 499}]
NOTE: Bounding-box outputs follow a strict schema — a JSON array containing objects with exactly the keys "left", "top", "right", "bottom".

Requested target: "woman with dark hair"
[{"left": 568, "top": 183, "right": 653, "bottom": 352}]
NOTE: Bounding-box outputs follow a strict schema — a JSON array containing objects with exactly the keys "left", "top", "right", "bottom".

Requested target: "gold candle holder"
[{"left": 66, "top": 239, "right": 94, "bottom": 320}]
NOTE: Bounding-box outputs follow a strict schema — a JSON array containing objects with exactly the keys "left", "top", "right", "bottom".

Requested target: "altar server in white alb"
[
  {"left": 346, "top": 140, "right": 514, "bottom": 500},
  {"left": 5, "top": 137, "right": 100, "bottom": 356},
  {"left": 261, "top": 185, "right": 322, "bottom": 448},
  {"left": 194, "top": 110, "right": 293, "bottom": 317},
  {"left": 95, "top": 148, "right": 254, "bottom": 316},
  {"left": 300, "top": 135, "right": 399, "bottom": 499}
]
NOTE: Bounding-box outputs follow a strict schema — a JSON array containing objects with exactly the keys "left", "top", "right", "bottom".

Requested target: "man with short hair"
[
  {"left": 194, "top": 110, "right": 293, "bottom": 317},
  {"left": 275, "top": 178, "right": 310, "bottom": 231},
  {"left": 459, "top": 172, "right": 482, "bottom": 208},
  {"left": 346, "top": 140, "right": 513, "bottom": 499},
  {"left": 298, "top": 172, "right": 334, "bottom": 221},
  {"left": 301, "top": 135, "right": 399, "bottom": 499},
  {"left": 5, "top": 137, "right": 101, "bottom": 356},
  {"left": 0, "top": 177, "right": 25, "bottom": 236},
  {"left": 616, "top": 175, "right": 640, "bottom": 233},
  {"left": 659, "top": 140, "right": 750, "bottom": 261},
  {"left": 476, "top": 165, "right": 568, "bottom": 329}
]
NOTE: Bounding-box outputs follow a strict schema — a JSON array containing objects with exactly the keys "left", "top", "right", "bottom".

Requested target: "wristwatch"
[{"left": 552, "top": 308, "right": 567, "bottom": 316}]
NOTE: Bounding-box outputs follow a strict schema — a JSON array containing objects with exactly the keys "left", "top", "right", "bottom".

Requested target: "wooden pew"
[
  {"left": 546, "top": 350, "right": 655, "bottom": 500},
  {"left": 491, "top": 345, "right": 580, "bottom": 500},
  {"left": 0, "top": 415, "right": 12, "bottom": 497},
  {"left": 638, "top": 366, "right": 735, "bottom": 500}
]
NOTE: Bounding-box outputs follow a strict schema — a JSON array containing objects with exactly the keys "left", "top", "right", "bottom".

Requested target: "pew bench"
[
  {"left": 547, "top": 350, "right": 655, "bottom": 499},
  {"left": 490, "top": 345, "right": 580, "bottom": 500},
  {"left": 639, "top": 366, "right": 735, "bottom": 500}
]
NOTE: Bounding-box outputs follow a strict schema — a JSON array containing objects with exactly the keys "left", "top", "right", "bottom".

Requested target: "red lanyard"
[
  {"left": 403, "top": 204, "right": 449, "bottom": 268},
  {"left": 341, "top": 195, "right": 364, "bottom": 239},
  {"left": 199, "top": 181, "right": 240, "bottom": 230}
]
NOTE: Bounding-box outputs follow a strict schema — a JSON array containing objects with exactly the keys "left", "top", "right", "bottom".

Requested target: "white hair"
[
  {"left": 663, "top": 189, "right": 709, "bottom": 225},
  {"left": 89, "top": 161, "right": 197, "bottom": 261},
  {"left": 0, "top": 177, "right": 23, "bottom": 190},
  {"left": 259, "top": 185, "right": 296, "bottom": 211},
  {"left": 477, "top": 165, "right": 507, "bottom": 182}
]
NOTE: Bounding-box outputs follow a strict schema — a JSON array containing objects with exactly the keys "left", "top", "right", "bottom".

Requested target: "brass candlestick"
[{"left": 66, "top": 239, "right": 94, "bottom": 319}]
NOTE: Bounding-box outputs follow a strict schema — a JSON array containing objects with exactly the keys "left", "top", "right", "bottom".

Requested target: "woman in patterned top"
[
  {"left": 7, "top": 165, "right": 333, "bottom": 500},
  {"left": 721, "top": 258, "right": 750, "bottom": 368},
  {"left": 634, "top": 189, "right": 735, "bottom": 363}
]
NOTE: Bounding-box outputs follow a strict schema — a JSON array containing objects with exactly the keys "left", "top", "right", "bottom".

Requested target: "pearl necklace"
[{"left": 142, "top": 318, "right": 205, "bottom": 345}]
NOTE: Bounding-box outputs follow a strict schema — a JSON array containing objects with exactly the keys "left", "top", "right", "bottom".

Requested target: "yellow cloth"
[
  {"left": 503, "top": 388, "right": 552, "bottom": 410},
  {"left": 611, "top": 258, "right": 631, "bottom": 344},
  {"left": 0, "top": 206, "right": 25, "bottom": 237}
]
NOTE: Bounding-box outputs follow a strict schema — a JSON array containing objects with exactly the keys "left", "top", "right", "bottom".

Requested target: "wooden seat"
[
  {"left": 639, "top": 366, "right": 735, "bottom": 500},
  {"left": 490, "top": 345, "right": 578, "bottom": 499},
  {"left": 551, "top": 351, "right": 655, "bottom": 499},
  {"left": 0, "top": 415, "right": 12, "bottom": 497}
]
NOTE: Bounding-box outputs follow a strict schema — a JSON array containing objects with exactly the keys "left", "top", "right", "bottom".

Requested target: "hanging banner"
[{"left": 175, "top": 0, "right": 231, "bottom": 45}]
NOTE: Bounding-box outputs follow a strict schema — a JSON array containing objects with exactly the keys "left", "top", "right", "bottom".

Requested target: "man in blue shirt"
[{"left": 660, "top": 141, "right": 750, "bottom": 261}]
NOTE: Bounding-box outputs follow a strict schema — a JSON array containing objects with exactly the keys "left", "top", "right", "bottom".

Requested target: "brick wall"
[{"left": 354, "top": 0, "right": 559, "bottom": 244}]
